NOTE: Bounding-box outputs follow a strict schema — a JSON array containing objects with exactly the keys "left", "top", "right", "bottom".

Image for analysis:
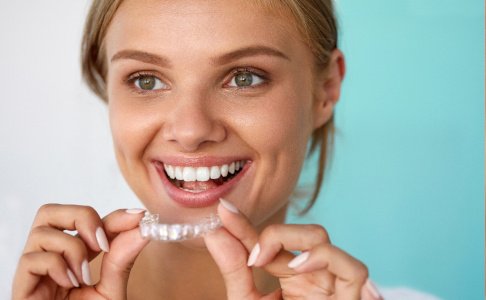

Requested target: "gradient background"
[{"left": 0, "top": 1, "right": 483, "bottom": 299}]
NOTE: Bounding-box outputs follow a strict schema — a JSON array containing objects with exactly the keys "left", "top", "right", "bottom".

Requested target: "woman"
[{"left": 12, "top": 0, "right": 383, "bottom": 299}]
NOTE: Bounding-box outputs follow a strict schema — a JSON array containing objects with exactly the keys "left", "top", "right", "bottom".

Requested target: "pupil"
[
  {"left": 140, "top": 76, "right": 156, "bottom": 90},
  {"left": 235, "top": 72, "right": 253, "bottom": 87}
]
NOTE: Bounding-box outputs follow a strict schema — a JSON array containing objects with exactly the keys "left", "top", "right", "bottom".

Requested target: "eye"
[
  {"left": 133, "top": 75, "right": 167, "bottom": 91},
  {"left": 227, "top": 70, "right": 265, "bottom": 88}
]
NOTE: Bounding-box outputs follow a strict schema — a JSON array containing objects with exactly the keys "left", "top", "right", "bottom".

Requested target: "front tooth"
[
  {"left": 175, "top": 166, "right": 183, "bottom": 180},
  {"left": 196, "top": 167, "right": 210, "bottom": 181},
  {"left": 229, "top": 162, "right": 236, "bottom": 174},
  {"left": 183, "top": 167, "right": 196, "bottom": 181},
  {"left": 167, "top": 165, "right": 175, "bottom": 179},
  {"left": 220, "top": 164, "right": 229, "bottom": 177},
  {"left": 210, "top": 166, "right": 221, "bottom": 179}
]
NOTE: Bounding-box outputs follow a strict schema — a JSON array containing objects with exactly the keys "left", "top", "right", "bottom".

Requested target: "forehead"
[{"left": 104, "top": 0, "right": 307, "bottom": 63}]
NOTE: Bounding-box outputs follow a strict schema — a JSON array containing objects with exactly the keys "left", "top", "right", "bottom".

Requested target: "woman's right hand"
[{"left": 12, "top": 204, "right": 149, "bottom": 300}]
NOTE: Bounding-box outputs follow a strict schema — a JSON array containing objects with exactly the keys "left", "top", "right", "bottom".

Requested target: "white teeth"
[
  {"left": 182, "top": 167, "right": 196, "bottom": 182},
  {"left": 167, "top": 165, "right": 175, "bottom": 179},
  {"left": 175, "top": 166, "right": 183, "bottom": 180},
  {"left": 163, "top": 161, "right": 246, "bottom": 182},
  {"left": 210, "top": 166, "right": 221, "bottom": 179},
  {"left": 220, "top": 164, "right": 229, "bottom": 177},
  {"left": 196, "top": 167, "right": 210, "bottom": 181},
  {"left": 228, "top": 162, "right": 235, "bottom": 174}
]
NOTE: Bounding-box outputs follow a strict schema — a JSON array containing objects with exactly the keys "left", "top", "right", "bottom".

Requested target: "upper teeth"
[{"left": 163, "top": 160, "right": 246, "bottom": 182}]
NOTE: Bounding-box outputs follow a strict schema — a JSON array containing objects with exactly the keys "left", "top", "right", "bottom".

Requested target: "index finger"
[
  {"left": 218, "top": 199, "right": 296, "bottom": 277},
  {"left": 31, "top": 203, "right": 105, "bottom": 253}
]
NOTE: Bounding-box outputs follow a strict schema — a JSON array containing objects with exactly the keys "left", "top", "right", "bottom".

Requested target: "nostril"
[{"left": 162, "top": 118, "right": 227, "bottom": 151}]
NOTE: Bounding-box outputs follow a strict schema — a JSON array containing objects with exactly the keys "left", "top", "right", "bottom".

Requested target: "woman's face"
[{"left": 104, "top": 0, "right": 329, "bottom": 225}]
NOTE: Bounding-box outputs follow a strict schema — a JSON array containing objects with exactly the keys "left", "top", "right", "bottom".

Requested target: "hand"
[
  {"left": 204, "top": 199, "right": 383, "bottom": 300},
  {"left": 12, "top": 204, "right": 149, "bottom": 300}
]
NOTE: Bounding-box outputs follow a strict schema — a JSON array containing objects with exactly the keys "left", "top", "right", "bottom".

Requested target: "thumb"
[
  {"left": 204, "top": 227, "right": 260, "bottom": 300},
  {"left": 96, "top": 209, "right": 149, "bottom": 299}
]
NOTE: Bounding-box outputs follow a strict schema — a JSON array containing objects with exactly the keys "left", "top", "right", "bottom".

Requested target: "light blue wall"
[{"left": 288, "top": 1, "right": 484, "bottom": 299}]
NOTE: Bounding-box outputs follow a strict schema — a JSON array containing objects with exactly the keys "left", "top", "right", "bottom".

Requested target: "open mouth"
[{"left": 160, "top": 160, "right": 247, "bottom": 193}]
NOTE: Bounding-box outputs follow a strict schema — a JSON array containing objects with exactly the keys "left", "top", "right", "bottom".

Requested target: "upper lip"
[{"left": 152, "top": 156, "right": 250, "bottom": 167}]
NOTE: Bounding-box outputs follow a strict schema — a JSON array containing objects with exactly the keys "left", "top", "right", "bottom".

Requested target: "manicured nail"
[
  {"left": 81, "top": 259, "right": 92, "bottom": 286},
  {"left": 288, "top": 251, "right": 310, "bottom": 269},
  {"left": 95, "top": 227, "right": 110, "bottom": 252},
  {"left": 219, "top": 198, "right": 239, "bottom": 214},
  {"left": 67, "top": 268, "right": 79, "bottom": 287},
  {"left": 365, "top": 279, "right": 381, "bottom": 299},
  {"left": 126, "top": 208, "right": 146, "bottom": 214},
  {"left": 247, "top": 243, "right": 261, "bottom": 266}
]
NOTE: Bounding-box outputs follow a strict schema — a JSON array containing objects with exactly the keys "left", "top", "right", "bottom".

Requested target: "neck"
[{"left": 128, "top": 205, "right": 288, "bottom": 300}]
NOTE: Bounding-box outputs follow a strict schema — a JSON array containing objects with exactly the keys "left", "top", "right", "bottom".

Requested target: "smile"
[
  {"left": 154, "top": 158, "right": 250, "bottom": 208},
  {"left": 163, "top": 160, "right": 246, "bottom": 192}
]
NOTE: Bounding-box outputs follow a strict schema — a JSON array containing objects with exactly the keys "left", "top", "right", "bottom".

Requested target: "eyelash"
[
  {"left": 226, "top": 67, "right": 269, "bottom": 90},
  {"left": 124, "top": 67, "right": 269, "bottom": 95},
  {"left": 126, "top": 71, "right": 163, "bottom": 95}
]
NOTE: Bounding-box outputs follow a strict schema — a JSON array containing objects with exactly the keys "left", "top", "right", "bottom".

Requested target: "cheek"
[{"left": 108, "top": 89, "right": 160, "bottom": 169}]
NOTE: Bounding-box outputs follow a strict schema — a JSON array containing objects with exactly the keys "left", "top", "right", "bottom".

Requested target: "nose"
[{"left": 162, "top": 97, "right": 226, "bottom": 152}]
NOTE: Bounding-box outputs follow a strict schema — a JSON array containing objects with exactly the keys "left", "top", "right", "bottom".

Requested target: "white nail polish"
[
  {"left": 365, "top": 279, "right": 382, "bottom": 299},
  {"left": 288, "top": 251, "right": 310, "bottom": 269},
  {"left": 81, "top": 259, "right": 93, "bottom": 286},
  {"left": 67, "top": 268, "right": 79, "bottom": 287},
  {"left": 219, "top": 198, "right": 239, "bottom": 214},
  {"left": 95, "top": 227, "right": 110, "bottom": 252},
  {"left": 247, "top": 243, "right": 260, "bottom": 266},
  {"left": 126, "top": 208, "right": 146, "bottom": 214}
]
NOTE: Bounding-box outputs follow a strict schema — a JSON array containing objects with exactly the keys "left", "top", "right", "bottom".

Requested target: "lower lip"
[{"left": 155, "top": 162, "right": 250, "bottom": 208}]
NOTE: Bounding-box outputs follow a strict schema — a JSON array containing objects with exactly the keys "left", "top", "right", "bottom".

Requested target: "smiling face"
[{"left": 104, "top": 0, "right": 329, "bottom": 226}]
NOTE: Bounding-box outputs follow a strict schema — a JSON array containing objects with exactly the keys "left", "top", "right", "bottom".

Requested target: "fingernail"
[
  {"left": 219, "top": 198, "right": 239, "bottom": 214},
  {"left": 247, "top": 243, "right": 260, "bottom": 266},
  {"left": 81, "top": 259, "right": 93, "bottom": 286},
  {"left": 126, "top": 208, "right": 146, "bottom": 214},
  {"left": 67, "top": 268, "right": 79, "bottom": 287},
  {"left": 288, "top": 251, "right": 310, "bottom": 269},
  {"left": 95, "top": 227, "right": 110, "bottom": 252},
  {"left": 365, "top": 279, "right": 381, "bottom": 299}
]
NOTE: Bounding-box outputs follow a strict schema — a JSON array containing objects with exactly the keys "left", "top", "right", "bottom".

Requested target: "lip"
[{"left": 153, "top": 158, "right": 251, "bottom": 208}]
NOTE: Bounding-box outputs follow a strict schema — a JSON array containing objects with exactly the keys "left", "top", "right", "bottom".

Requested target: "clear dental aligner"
[{"left": 139, "top": 212, "right": 222, "bottom": 241}]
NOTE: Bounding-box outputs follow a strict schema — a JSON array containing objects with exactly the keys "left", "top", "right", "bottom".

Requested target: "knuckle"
[
  {"left": 304, "top": 224, "right": 329, "bottom": 242},
  {"left": 78, "top": 205, "right": 99, "bottom": 220},
  {"left": 354, "top": 261, "right": 369, "bottom": 283},
  {"left": 36, "top": 203, "right": 59, "bottom": 218},
  {"left": 260, "top": 224, "right": 283, "bottom": 240}
]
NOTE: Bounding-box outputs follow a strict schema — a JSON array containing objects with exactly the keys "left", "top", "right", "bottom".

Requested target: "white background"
[{"left": 0, "top": 1, "right": 141, "bottom": 296}]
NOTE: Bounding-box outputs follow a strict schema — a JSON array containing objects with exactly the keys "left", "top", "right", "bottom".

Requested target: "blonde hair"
[{"left": 81, "top": 0, "right": 338, "bottom": 214}]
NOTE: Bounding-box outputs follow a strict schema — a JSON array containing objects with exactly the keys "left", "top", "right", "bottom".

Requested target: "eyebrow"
[
  {"left": 111, "top": 50, "right": 172, "bottom": 68},
  {"left": 212, "top": 46, "right": 290, "bottom": 65},
  {"left": 110, "top": 46, "right": 290, "bottom": 68}
]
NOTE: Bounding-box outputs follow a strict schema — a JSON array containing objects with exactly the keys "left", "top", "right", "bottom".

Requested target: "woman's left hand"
[{"left": 204, "top": 199, "right": 383, "bottom": 300}]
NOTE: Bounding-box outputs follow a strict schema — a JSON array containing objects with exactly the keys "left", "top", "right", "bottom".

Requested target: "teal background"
[{"left": 288, "top": 1, "right": 484, "bottom": 299}]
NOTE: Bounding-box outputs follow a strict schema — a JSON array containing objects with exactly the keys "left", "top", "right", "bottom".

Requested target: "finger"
[
  {"left": 261, "top": 288, "right": 282, "bottom": 300},
  {"left": 23, "top": 226, "right": 90, "bottom": 286},
  {"left": 13, "top": 251, "right": 78, "bottom": 298},
  {"left": 96, "top": 209, "right": 149, "bottom": 299},
  {"left": 287, "top": 244, "right": 368, "bottom": 300},
  {"left": 218, "top": 199, "right": 295, "bottom": 277},
  {"left": 250, "top": 223, "right": 330, "bottom": 267},
  {"left": 32, "top": 204, "right": 107, "bottom": 253},
  {"left": 218, "top": 199, "right": 259, "bottom": 250},
  {"left": 204, "top": 227, "right": 260, "bottom": 300},
  {"left": 361, "top": 279, "right": 383, "bottom": 300}
]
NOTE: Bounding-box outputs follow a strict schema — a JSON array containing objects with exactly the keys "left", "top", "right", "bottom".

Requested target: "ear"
[{"left": 312, "top": 49, "right": 346, "bottom": 129}]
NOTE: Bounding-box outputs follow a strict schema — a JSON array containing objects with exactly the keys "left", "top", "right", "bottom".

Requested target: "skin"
[{"left": 11, "top": 0, "right": 383, "bottom": 299}]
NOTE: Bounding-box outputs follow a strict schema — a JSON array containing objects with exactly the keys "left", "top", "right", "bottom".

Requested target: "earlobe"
[{"left": 312, "top": 49, "right": 346, "bottom": 129}]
